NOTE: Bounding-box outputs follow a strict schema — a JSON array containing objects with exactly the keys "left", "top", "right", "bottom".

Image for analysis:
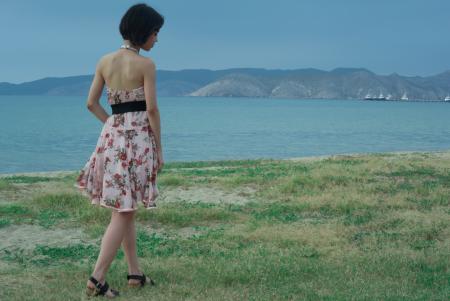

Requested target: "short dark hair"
[{"left": 119, "top": 3, "right": 164, "bottom": 47}]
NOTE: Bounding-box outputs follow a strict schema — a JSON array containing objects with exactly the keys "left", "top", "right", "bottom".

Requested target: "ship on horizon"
[{"left": 364, "top": 92, "right": 386, "bottom": 101}]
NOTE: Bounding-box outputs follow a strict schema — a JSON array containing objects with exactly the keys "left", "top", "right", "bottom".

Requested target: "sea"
[{"left": 1, "top": 95, "right": 450, "bottom": 174}]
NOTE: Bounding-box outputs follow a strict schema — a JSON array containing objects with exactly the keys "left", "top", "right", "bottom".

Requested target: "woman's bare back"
[{"left": 101, "top": 50, "right": 149, "bottom": 91}]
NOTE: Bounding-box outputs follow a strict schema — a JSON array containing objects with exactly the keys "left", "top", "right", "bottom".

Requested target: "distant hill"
[{"left": 1, "top": 68, "right": 450, "bottom": 100}]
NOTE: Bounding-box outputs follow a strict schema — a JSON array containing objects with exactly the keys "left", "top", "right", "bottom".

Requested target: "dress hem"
[{"left": 73, "top": 183, "right": 158, "bottom": 211}]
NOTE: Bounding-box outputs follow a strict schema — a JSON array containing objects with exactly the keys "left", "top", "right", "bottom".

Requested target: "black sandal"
[
  {"left": 127, "top": 273, "right": 156, "bottom": 287},
  {"left": 86, "top": 275, "right": 120, "bottom": 298}
]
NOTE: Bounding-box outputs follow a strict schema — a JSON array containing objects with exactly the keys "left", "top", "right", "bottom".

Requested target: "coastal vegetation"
[{"left": 0, "top": 151, "right": 448, "bottom": 300}]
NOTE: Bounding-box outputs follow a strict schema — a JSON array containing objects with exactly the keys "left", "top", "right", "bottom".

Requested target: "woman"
[{"left": 74, "top": 3, "right": 164, "bottom": 298}]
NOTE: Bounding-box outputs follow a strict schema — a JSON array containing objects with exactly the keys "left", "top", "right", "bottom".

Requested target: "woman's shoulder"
[
  {"left": 134, "top": 56, "right": 156, "bottom": 74},
  {"left": 141, "top": 56, "right": 156, "bottom": 69},
  {"left": 99, "top": 51, "right": 119, "bottom": 63},
  {"left": 94, "top": 52, "right": 115, "bottom": 69},
  {"left": 137, "top": 55, "right": 155, "bottom": 66}
]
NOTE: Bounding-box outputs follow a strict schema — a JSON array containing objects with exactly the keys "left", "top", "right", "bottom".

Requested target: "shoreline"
[{"left": 1, "top": 149, "right": 450, "bottom": 178}]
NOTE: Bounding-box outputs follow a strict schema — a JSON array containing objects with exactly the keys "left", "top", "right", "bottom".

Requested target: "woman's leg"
[
  {"left": 121, "top": 211, "right": 142, "bottom": 276},
  {"left": 122, "top": 212, "right": 154, "bottom": 285},
  {"left": 87, "top": 210, "right": 134, "bottom": 293}
]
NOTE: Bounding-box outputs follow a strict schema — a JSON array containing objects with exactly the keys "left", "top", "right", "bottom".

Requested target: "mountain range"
[{"left": 1, "top": 68, "right": 449, "bottom": 100}]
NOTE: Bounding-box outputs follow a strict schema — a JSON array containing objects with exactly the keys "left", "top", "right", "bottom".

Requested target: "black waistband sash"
[{"left": 111, "top": 101, "right": 147, "bottom": 114}]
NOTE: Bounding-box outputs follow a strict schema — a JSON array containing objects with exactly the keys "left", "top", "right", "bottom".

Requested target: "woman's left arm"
[{"left": 86, "top": 58, "right": 109, "bottom": 123}]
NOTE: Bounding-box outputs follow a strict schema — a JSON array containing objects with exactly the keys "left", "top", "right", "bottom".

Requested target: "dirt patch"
[
  {"left": 158, "top": 186, "right": 257, "bottom": 205},
  {"left": 0, "top": 181, "right": 79, "bottom": 205},
  {"left": 0, "top": 224, "right": 96, "bottom": 252},
  {"left": 140, "top": 223, "right": 215, "bottom": 240},
  {"left": 286, "top": 150, "right": 450, "bottom": 163},
  {"left": 0, "top": 170, "right": 75, "bottom": 178}
]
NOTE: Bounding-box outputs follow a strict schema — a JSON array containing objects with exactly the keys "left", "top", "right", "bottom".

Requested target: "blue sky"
[{"left": 1, "top": 0, "right": 449, "bottom": 83}]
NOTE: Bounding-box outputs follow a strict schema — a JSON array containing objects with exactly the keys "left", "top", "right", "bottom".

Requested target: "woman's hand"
[{"left": 156, "top": 148, "right": 164, "bottom": 172}]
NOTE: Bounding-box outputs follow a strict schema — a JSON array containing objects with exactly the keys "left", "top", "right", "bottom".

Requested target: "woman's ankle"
[
  {"left": 128, "top": 268, "right": 142, "bottom": 275},
  {"left": 90, "top": 271, "right": 105, "bottom": 284}
]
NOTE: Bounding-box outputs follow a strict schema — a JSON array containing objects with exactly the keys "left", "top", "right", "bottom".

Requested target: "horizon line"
[{"left": 2, "top": 66, "right": 450, "bottom": 85}]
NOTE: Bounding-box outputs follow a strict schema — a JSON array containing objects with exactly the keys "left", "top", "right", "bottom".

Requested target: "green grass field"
[{"left": 0, "top": 151, "right": 449, "bottom": 300}]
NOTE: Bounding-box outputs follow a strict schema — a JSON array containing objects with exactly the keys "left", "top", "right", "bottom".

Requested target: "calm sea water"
[{"left": 1, "top": 95, "right": 450, "bottom": 174}]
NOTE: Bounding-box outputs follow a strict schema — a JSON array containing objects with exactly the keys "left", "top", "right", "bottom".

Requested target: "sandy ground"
[
  {"left": 158, "top": 186, "right": 257, "bottom": 205},
  {"left": 286, "top": 149, "right": 450, "bottom": 162},
  {"left": 0, "top": 225, "right": 96, "bottom": 253},
  {"left": 0, "top": 170, "right": 75, "bottom": 178}
]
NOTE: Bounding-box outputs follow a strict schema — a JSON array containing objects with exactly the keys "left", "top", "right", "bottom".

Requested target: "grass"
[{"left": 0, "top": 151, "right": 449, "bottom": 300}]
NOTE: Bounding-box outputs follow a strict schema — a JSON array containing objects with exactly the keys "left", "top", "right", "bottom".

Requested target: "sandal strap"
[
  {"left": 89, "top": 276, "right": 102, "bottom": 290},
  {"left": 99, "top": 281, "right": 109, "bottom": 295},
  {"left": 127, "top": 273, "right": 146, "bottom": 286},
  {"left": 88, "top": 276, "right": 111, "bottom": 295}
]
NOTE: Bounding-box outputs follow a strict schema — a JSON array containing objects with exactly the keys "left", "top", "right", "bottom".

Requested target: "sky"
[{"left": 1, "top": 0, "right": 449, "bottom": 83}]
